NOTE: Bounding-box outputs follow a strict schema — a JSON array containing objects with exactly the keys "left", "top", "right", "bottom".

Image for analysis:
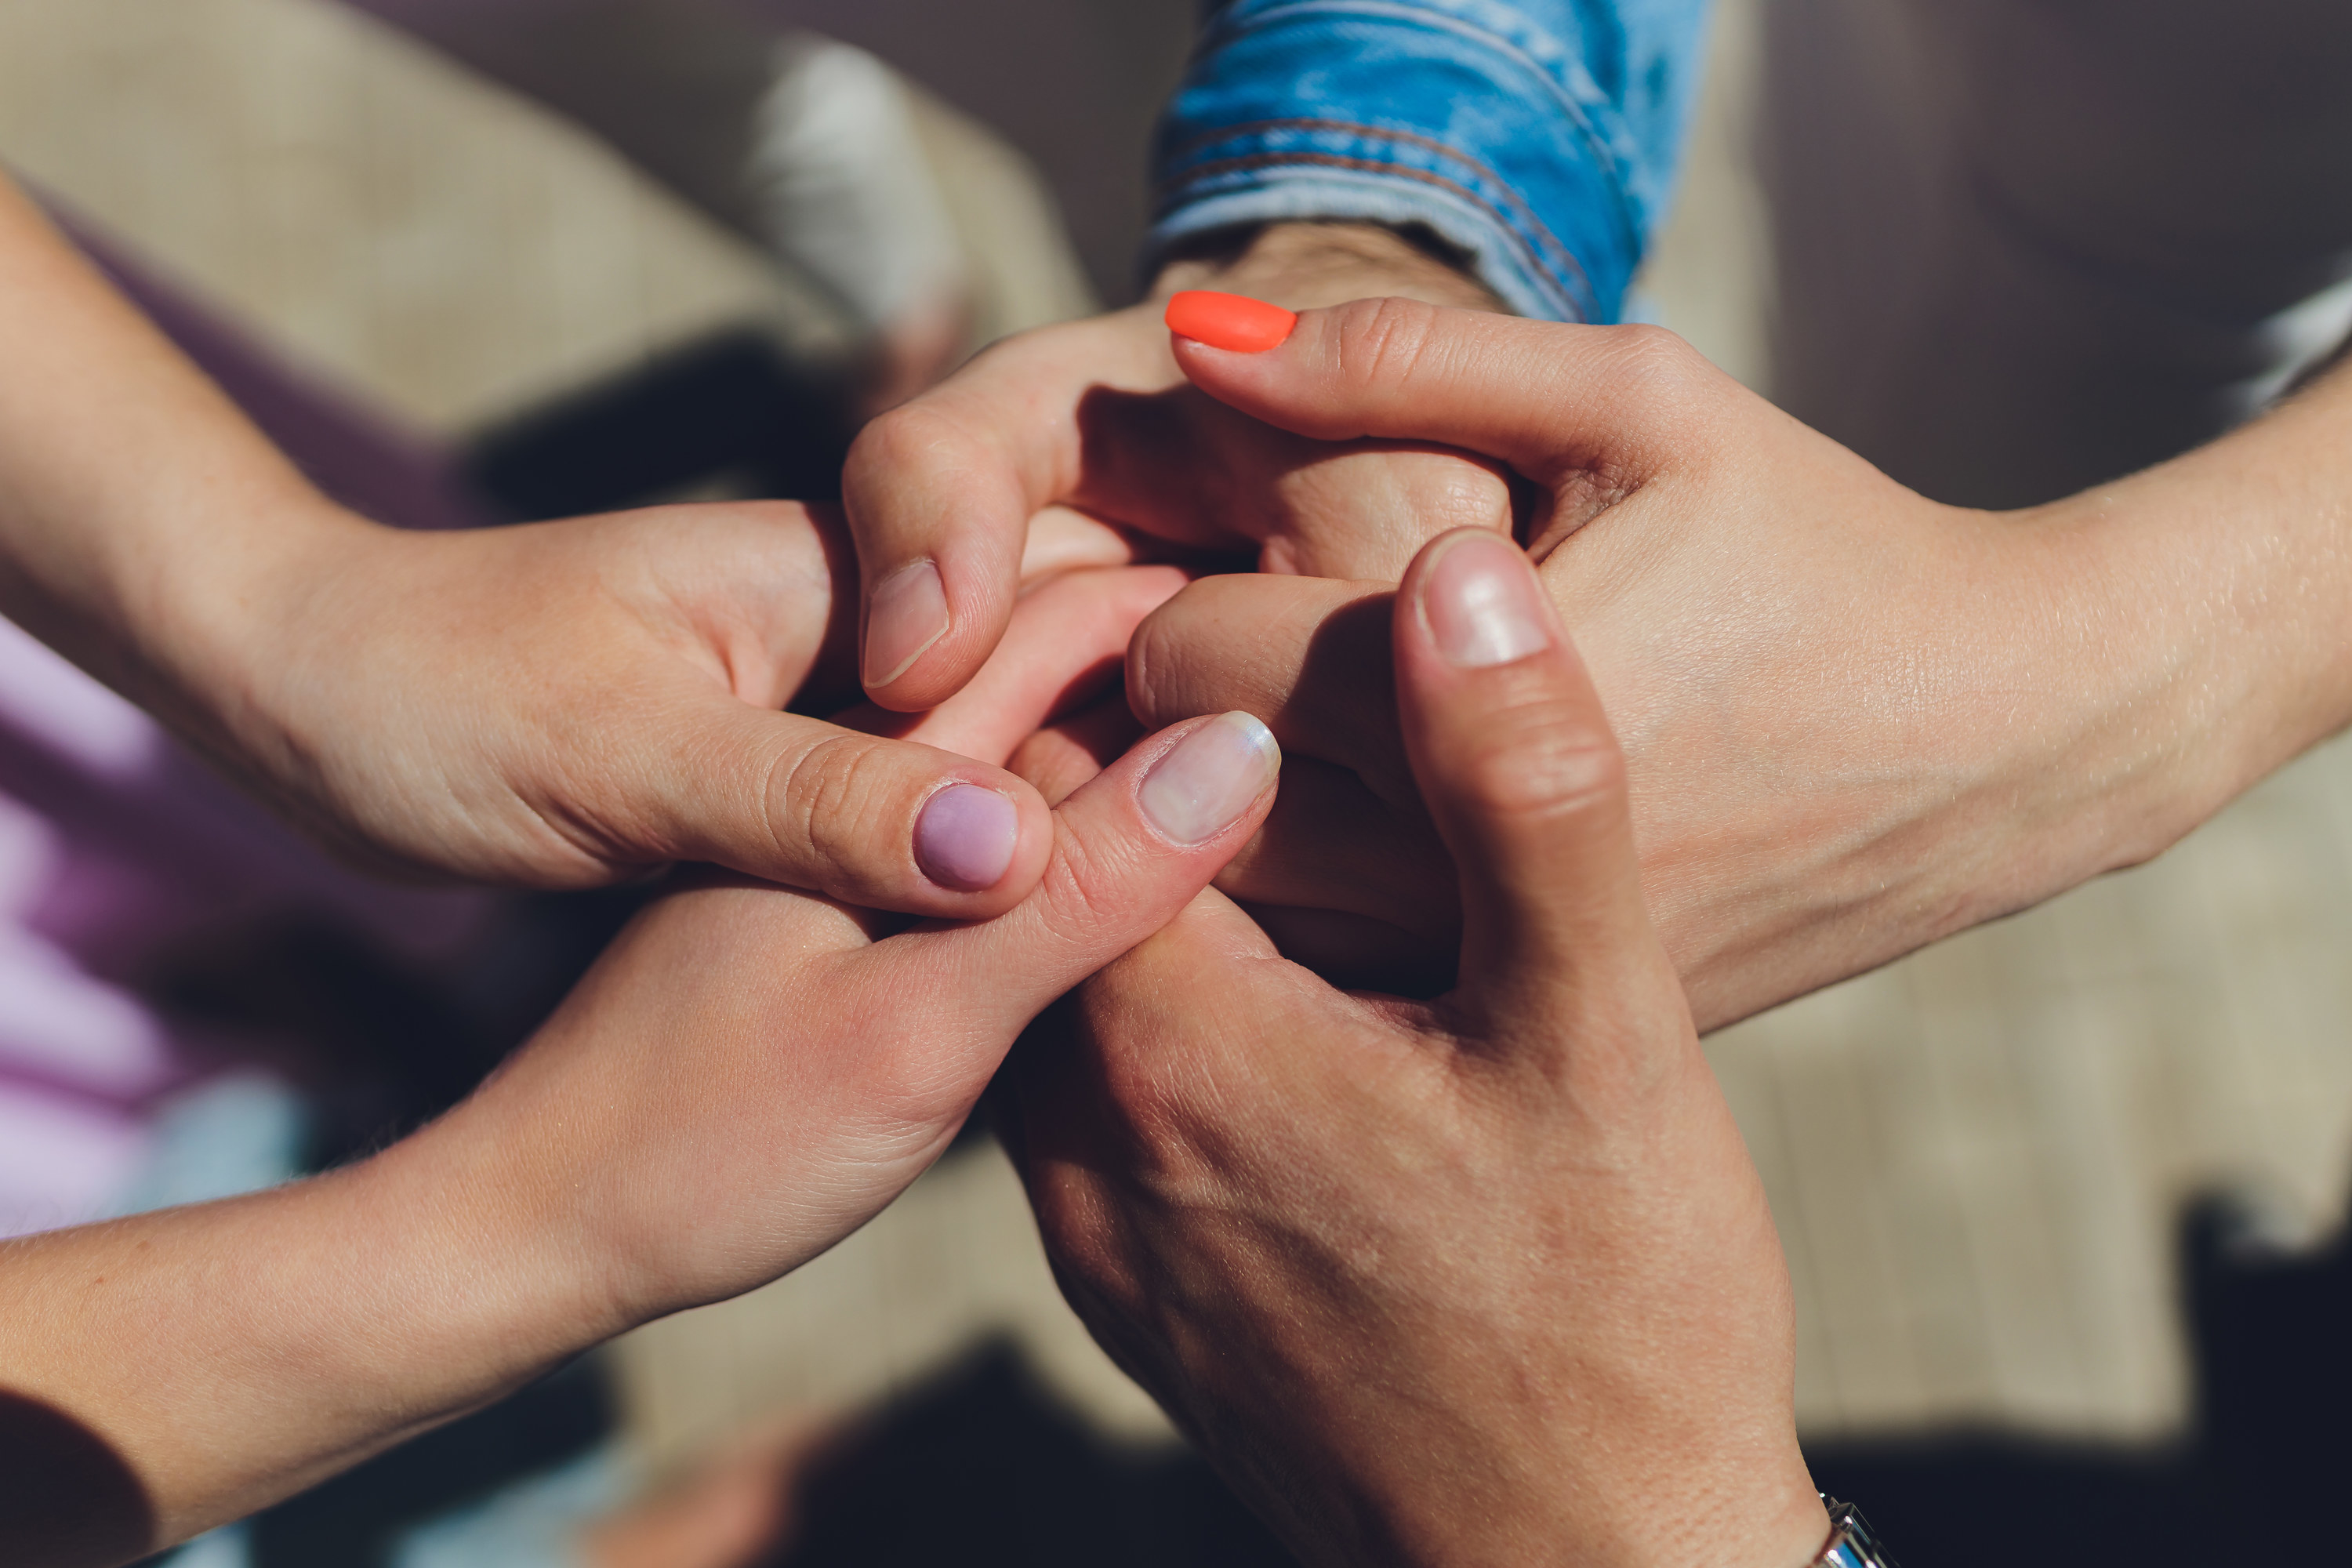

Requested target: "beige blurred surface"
[{"left": 7, "top": 0, "right": 2351, "bottom": 1485}]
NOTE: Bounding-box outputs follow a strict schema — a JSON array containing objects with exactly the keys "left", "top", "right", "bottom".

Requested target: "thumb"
[
  {"left": 662, "top": 699, "right": 1056, "bottom": 919},
  {"left": 862, "top": 710, "right": 1282, "bottom": 1040},
  {"left": 656, "top": 564, "right": 1184, "bottom": 919},
  {"left": 1389, "top": 528, "right": 1683, "bottom": 1045},
  {"left": 1166, "top": 292, "right": 1721, "bottom": 506}
]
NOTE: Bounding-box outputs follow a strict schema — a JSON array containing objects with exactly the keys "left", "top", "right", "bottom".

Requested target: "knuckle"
[
  {"left": 765, "top": 733, "right": 913, "bottom": 889},
  {"left": 1123, "top": 616, "right": 1175, "bottom": 727},
  {"left": 1329, "top": 295, "right": 1446, "bottom": 397},
  {"left": 1125, "top": 579, "right": 1241, "bottom": 725},
  {"left": 1123, "top": 605, "right": 1193, "bottom": 726},
  {"left": 1031, "top": 822, "right": 1141, "bottom": 947},
  {"left": 844, "top": 401, "right": 962, "bottom": 490},
  {"left": 1595, "top": 323, "right": 1713, "bottom": 416},
  {"left": 1453, "top": 697, "right": 1628, "bottom": 829}
]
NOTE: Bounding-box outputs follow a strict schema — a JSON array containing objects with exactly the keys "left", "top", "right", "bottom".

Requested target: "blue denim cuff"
[{"left": 1149, "top": 0, "right": 1707, "bottom": 323}]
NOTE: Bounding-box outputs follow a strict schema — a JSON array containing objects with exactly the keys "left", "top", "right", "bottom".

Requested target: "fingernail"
[
  {"left": 864, "top": 561, "right": 949, "bottom": 689},
  {"left": 1421, "top": 533, "right": 1552, "bottom": 668},
  {"left": 914, "top": 782, "right": 1021, "bottom": 891},
  {"left": 1139, "top": 712, "right": 1280, "bottom": 844},
  {"left": 1164, "top": 290, "right": 1298, "bottom": 354}
]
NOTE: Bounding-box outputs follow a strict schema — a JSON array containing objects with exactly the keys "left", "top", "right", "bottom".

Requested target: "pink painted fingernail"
[
  {"left": 1138, "top": 713, "right": 1280, "bottom": 844},
  {"left": 1421, "top": 533, "right": 1551, "bottom": 669},
  {"left": 865, "top": 561, "right": 949, "bottom": 690},
  {"left": 914, "top": 783, "right": 1020, "bottom": 891}
]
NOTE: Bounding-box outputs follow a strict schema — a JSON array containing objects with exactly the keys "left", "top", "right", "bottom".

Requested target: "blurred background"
[{"left": 4, "top": 1, "right": 2350, "bottom": 1564}]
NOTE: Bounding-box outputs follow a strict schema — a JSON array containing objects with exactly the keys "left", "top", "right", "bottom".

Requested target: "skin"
[
  {"left": 1001, "top": 532, "right": 1829, "bottom": 1568},
  {"left": 0, "top": 170, "right": 1089, "bottom": 916},
  {"left": 851, "top": 244, "right": 2351, "bottom": 1561},
  {"left": 1131, "top": 299, "right": 2352, "bottom": 1029},
  {"left": 0, "top": 564, "right": 1279, "bottom": 1568},
  {"left": 857, "top": 226, "right": 2352, "bottom": 1028},
  {"left": 840, "top": 221, "right": 1519, "bottom": 713}
]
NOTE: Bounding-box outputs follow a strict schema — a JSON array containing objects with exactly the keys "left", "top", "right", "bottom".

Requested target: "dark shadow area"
[
  {"left": 463, "top": 328, "right": 857, "bottom": 519},
  {"left": 1806, "top": 1192, "right": 2352, "bottom": 1566},
  {"left": 1069, "top": 380, "right": 1523, "bottom": 568},
  {"left": 1216, "top": 586, "right": 1460, "bottom": 998},
  {"left": 764, "top": 1339, "right": 1295, "bottom": 1568},
  {"left": 141, "top": 885, "right": 652, "bottom": 1167},
  {"left": 249, "top": 1357, "right": 614, "bottom": 1568},
  {"left": 0, "top": 1391, "right": 155, "bottom": 1566},
  {"left": 129, "top": 894, "right": 641, "bottom": 1568}
]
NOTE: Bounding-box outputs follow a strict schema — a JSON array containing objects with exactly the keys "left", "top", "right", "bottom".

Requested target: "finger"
[
  {"left": 1212, "top": 755, "right": 1456, "bottom": 938},
  {"left": 1067, "top": 373, "right": 1512, "bottom": 579},
  {"left": 1127, "top": 574, "right": 1414, "bottom": 805},
  {"left": 1390, "top": 528, "right": 1682, "bottom": 1043},
  {"left": 842, "top": 311, "right": 1171, "bottom": 711},
  {"left": 833, "top": 565, "right": 1185, "bottom": 762},
  {"left": 669, "top": 566, "right": 1167, "bottom": 916},
  {"left": 1008, "top": 699, "right": 1142, "bottom": 808},
  {"left": 657, "top": 699, "right": 1052, "bottom": 918},
  {"left": 861, "top": 710, "right": 1283, "bottom": 1042},
  {"left": 1018, "top": 506, "right": 1142, "bottom": 583},
  {"left": 1170, "top": 294, "right": 1726, "bottom": 531}
]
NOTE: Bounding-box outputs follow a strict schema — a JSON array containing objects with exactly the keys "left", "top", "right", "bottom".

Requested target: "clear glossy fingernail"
[
  {"left": 1139, "top": 712, "right": 1280, "bottom": 844},
  {"left": 1422, "top": 533, "right": 1551, "bottom": 668},
  {"left": 864, "top": 561, "right": 949, "bottom": 689},
  {"left": 914, "top": 782, "right": 1021, "bottom": 891}
]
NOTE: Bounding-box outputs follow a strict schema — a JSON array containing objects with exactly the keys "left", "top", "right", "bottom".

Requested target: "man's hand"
[
  {"left": 1004, "top": 531, "right": 1827, "bottom": 1568},
  {"left": 1131, "top": 299, "right": 2352, "bottom": 1029},
  {"left": 840, "top": 223, "right": 1515, "bottom": 712}
]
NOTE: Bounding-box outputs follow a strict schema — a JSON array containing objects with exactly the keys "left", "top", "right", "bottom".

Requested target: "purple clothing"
[
  {"left": 0, "top": 208, "right": 492, "bottom": 1239},
  {"left": 0, "top": 619, "right": 488, "bottom": 1236}
]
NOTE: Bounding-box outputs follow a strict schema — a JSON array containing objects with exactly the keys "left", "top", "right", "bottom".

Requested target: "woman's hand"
[
  {"left": 448, "top": 567, "right": 1272, "bottom": 1323},
  {"left": 839, "top": 223, "right": 1515, "bottom": 713},
  {"left": 1132, "top": 296, "right": 2352, "bottom": 1028},
  {"left": 216, "top": 497, "right": 1104, "bottom": 917},
  {"left": 1004, "top": 532, "right": 1826, "bottom": 1568},
  {"left": 0, "top": 174, "right": 1098, "bottom": 920},
  {"left": 0, "top": 566, "right": 1283, "bottom": 1565}
]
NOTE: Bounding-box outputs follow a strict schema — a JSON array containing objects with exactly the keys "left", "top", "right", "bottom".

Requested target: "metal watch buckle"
[{"left": 1816, "top": 1497, "right": 1899, "bottom": 1568}]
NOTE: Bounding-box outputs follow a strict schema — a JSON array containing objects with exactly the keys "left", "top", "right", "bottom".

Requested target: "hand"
[
  {"left": 839, "top": 223, "right": 1516, "bottom": 712},
  {"left": 1003, "top": 532, "right": 1827, "bottom": 1568},
  {"left": 2, "top": 566, "right": 1285, "bottom": 1563},
  {"left": 0, "top": 177, "right": 1106, "bottom": 920},
  {"left": 440, "top": 568, "right": 1283, "bottom": 1324},
  {"left": 210, "top": 498, "right": 1122, "bottom": 917},
  {"left": 1130, "top": 298, "right": 2335, "bottom": 1029}
]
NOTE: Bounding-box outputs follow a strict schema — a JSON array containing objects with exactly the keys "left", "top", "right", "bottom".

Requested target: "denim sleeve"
[{"left": 1149, "top": 0, "right": 1712, "bottom": 322}]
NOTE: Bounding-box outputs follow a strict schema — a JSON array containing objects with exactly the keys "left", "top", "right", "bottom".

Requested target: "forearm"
[
  {"left": 0, "top": 174, "right": 361, "bottom": 750},
  {"left": 0, "top": 1123, "right": 610, "bottom": 1565},
  {"left": 2057, "top": 357, "right": 2352, "bottom": 869}
]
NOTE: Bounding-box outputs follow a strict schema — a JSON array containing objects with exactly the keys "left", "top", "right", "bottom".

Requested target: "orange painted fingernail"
[{"left": 1165, "top": 290, "right": 1298, "bottom": 354}]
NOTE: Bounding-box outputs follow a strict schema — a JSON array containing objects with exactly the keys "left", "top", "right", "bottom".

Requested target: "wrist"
[
  {"left": 1329, "top": 1414, "right": 1826, "bottom": 1568},
  {"left": 96, "top": 488, "right": 379, "bottom": 784},
  {"left": 2031, "top": 379, "right": 2352, "bottom": 873},
  {"left": 1151, "top": 221, "right": 1508, "bottom": 315},
  {"left": 367, "top": 1095, "right": 640, "bottom": 1367},
  {"left": 5, "top": 1127, "right": 617, "bottom": 1549}
]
